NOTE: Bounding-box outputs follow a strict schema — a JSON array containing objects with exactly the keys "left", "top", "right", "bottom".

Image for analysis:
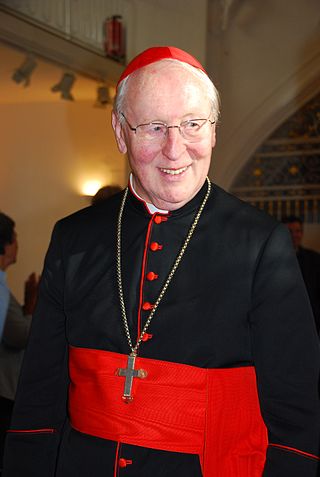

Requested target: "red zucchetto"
[{"left": 116, "top": 46, "right": 207, "bottom": 89}]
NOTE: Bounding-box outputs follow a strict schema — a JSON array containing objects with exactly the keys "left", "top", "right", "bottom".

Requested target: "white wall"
[{"left": 126, "top": 0, "right": 208, "bottom": 63}]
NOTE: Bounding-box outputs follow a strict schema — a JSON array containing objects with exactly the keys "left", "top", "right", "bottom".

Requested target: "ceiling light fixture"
[
  {"left": 95, "top": 85, "right": 111, "bottom": 107},
  {"left": 12, "top": 55, "right": 37, "bottom": 87},
  {"left": 51, "top": 72, "right": 76, "bottom": 100}
]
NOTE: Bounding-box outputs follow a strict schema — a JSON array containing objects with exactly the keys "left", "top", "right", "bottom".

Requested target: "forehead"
[{"left": 124, "top": 61, "right": 210, "bottom": 119}]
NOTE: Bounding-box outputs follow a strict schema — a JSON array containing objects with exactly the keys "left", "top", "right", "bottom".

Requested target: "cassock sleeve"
[
  {"left": 250, "top": 223, "right": 320, "bottom": 476},
  {"left": 3, "top": 221, "right": 68, "bottom": 477}
]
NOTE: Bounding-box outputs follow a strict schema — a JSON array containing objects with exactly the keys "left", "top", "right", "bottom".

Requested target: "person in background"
[
  {"left": 283, "top": 214, "right": 320, "bottom": 334},
  {"left": 91, "top": 185, "right": 122, "bottom": 206},
  {"left": 0, "top": 213, "right": 39, "bottom": 474},
  {"left": 3, "top": 47, "right": 320, "bottom": 477}
]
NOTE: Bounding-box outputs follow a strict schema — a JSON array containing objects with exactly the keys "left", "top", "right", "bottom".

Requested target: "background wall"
[{"left": 126, "top": 0, "right": 207, "bottom": 64}]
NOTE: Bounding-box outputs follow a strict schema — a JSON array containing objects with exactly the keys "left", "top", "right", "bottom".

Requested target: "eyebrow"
[{"left": 139, "top": 114, "right": 211, "bottom": 124}]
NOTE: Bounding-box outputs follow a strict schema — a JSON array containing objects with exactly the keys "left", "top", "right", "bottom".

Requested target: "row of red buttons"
[{"left": 140, "top": 217, "right": 167, "bottom": 341}]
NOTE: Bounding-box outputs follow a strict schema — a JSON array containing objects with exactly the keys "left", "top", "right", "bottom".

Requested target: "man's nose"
[{"left": 161, "top": 126, "right": 186, "bottom": 160}]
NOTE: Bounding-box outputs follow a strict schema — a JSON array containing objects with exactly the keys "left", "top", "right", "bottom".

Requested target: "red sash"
[{"left": 68, "top": 346, "right": 268, "bottom": 476}]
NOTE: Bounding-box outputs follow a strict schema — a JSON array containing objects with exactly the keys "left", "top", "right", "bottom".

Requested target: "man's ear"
[
  {"left": 112, "top": 111, "right": 127, "bottom": 154},
  {"left": 211, "top": 122, "right": 217, "bottom": 149}
]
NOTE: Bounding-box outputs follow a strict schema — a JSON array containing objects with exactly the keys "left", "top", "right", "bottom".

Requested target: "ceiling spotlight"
[
  {"left": 51, "top": 72, "right": 76, "bottom": 101},
  {"left": 95, "top": 85, "right": 112, "bottom": 107},
  {"left": 12, "top": 55, "right": 37, "bottom": 87}
]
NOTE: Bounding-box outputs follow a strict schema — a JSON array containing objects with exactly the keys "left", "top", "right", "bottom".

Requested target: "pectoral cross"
[{"left": 116, "top": 353, "right": 147, "bottom": 403}]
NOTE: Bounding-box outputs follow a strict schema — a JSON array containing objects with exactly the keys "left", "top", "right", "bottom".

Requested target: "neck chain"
[{"left": 116, "top": 177, "right": 211, "bottom": 356}]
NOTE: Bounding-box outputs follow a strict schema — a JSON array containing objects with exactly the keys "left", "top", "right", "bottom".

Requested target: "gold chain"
[{"left": 116, "top": 177, "right": 211, "bottom": 356}]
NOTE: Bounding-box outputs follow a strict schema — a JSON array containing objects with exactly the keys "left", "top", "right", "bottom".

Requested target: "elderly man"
[{"left": 3, "top": 47, "right": 320, "bottom": 477}]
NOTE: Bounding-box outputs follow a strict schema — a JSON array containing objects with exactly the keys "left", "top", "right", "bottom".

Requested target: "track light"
[
  {"left": 51, "top": 72, "right": 76, "bottom": 100},
  {"left": 12, "top": 56, "right": 37, "bottom": 87},
  {"left": 95, "top": 85, "right": 111, "bottom": 107}
]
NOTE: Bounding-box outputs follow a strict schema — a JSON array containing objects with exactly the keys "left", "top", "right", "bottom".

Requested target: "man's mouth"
[{"left": 160, "top": 166, "right": 188, "bottom": 175}]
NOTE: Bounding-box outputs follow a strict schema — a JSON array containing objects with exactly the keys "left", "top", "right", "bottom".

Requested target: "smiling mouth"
[{"left": 160, "top": 166, "right": 188, "bottom": 175}]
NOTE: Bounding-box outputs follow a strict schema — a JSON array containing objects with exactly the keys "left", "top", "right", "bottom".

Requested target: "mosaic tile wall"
[{"left": 231, "top": 94, "right": 320, "bottom": 223}]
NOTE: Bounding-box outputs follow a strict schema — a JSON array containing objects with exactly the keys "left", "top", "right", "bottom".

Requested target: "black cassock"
[{"left": 3, "top": 182, "right": 320, "bottom": 476}]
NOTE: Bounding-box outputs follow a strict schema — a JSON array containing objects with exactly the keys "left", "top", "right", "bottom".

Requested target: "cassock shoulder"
[
  {"left": 209, "top": 183, "right": 288, "bottom": 244},
  {"left": 51, "top": 190, "right": 124, "bottom": 249},
  {"left": 58, "top": 191, "right": 124, "bottom": 229}
]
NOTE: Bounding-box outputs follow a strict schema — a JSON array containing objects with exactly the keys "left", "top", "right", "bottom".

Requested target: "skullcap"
[{"left": 116, "top": 46, "right": 207, "bottom": 89}]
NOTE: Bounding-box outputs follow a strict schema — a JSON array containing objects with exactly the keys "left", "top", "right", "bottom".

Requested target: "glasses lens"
[
  {"left": 136, "top": 123, "right": 167, "bottom": 141},
  {"left": 134, "top": 119, "right": 212, "bottom": 142},
  {"left": 181, "top": 119, "right": 208, "bottom": 139}
]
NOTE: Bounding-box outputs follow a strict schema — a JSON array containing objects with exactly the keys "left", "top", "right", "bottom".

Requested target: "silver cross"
[{"left": 116, "top": 353, "right": 147, "bottom": 403}]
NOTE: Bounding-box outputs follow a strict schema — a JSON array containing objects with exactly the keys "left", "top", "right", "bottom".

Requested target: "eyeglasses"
[{"left": 121, "top": 113, "right": 215, "bottom": 143}]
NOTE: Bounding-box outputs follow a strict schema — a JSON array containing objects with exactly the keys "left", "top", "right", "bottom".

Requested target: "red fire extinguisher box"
[{"left": 104, "top": 15, "right": 126, "bottom": 62}]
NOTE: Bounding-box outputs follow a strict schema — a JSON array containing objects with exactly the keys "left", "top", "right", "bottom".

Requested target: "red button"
[
  {"left": 146, "top": 271, "right": 158, "bottom": 281},
  {"left": 154, "top": 215, "right": 168, "bottom": 224},
  {"left": 142, "top": 302, "right": 154, "bottom": 311},
  {"left": 150, "top": 242, "right": 163, "bottom": 251},
  {"left": 142, "top": 333, "right": 153, "bottom": 342},
  {"left": 119, "top": 458, "right": 132, "bottom": 468}
]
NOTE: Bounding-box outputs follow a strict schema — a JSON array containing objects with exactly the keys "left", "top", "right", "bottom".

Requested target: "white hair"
[{"left": 113, "top": 58, "right": 220, "bottom": 123}]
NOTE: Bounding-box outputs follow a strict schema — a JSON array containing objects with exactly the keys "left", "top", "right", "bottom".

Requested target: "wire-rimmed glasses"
[{"left": 121, "top": 113, "right": 215, "bottom": 143}]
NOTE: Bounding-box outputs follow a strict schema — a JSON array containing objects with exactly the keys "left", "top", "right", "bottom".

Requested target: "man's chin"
[{"left": 152, "top": 192, "right": 193, "bottom": 211}]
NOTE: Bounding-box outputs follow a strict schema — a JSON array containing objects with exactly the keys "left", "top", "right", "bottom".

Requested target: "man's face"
[
  {"left": 4, "top": 230, "right": 18, "bottom": 267},
  {"left": 112, "top": 62, "right": 216, "bottom": 210},
  {"left": 286, "top": 221, "right": 303, "bottom": 251}
]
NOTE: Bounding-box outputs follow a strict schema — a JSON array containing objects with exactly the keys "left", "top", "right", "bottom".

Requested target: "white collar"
[{"left": 129, "top": 174, "right": 169, "bottom": 215}]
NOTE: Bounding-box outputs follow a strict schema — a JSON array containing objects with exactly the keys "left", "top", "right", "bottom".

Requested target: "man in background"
[
  {"left": 283, "top": 215, "right": 320, "bottom": 334},
  {"left": 91, "top": 185, "right": 122, "bottom": 206},
  {"left": 0, "top": 213, "right": 39, "bottom": 474}
]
